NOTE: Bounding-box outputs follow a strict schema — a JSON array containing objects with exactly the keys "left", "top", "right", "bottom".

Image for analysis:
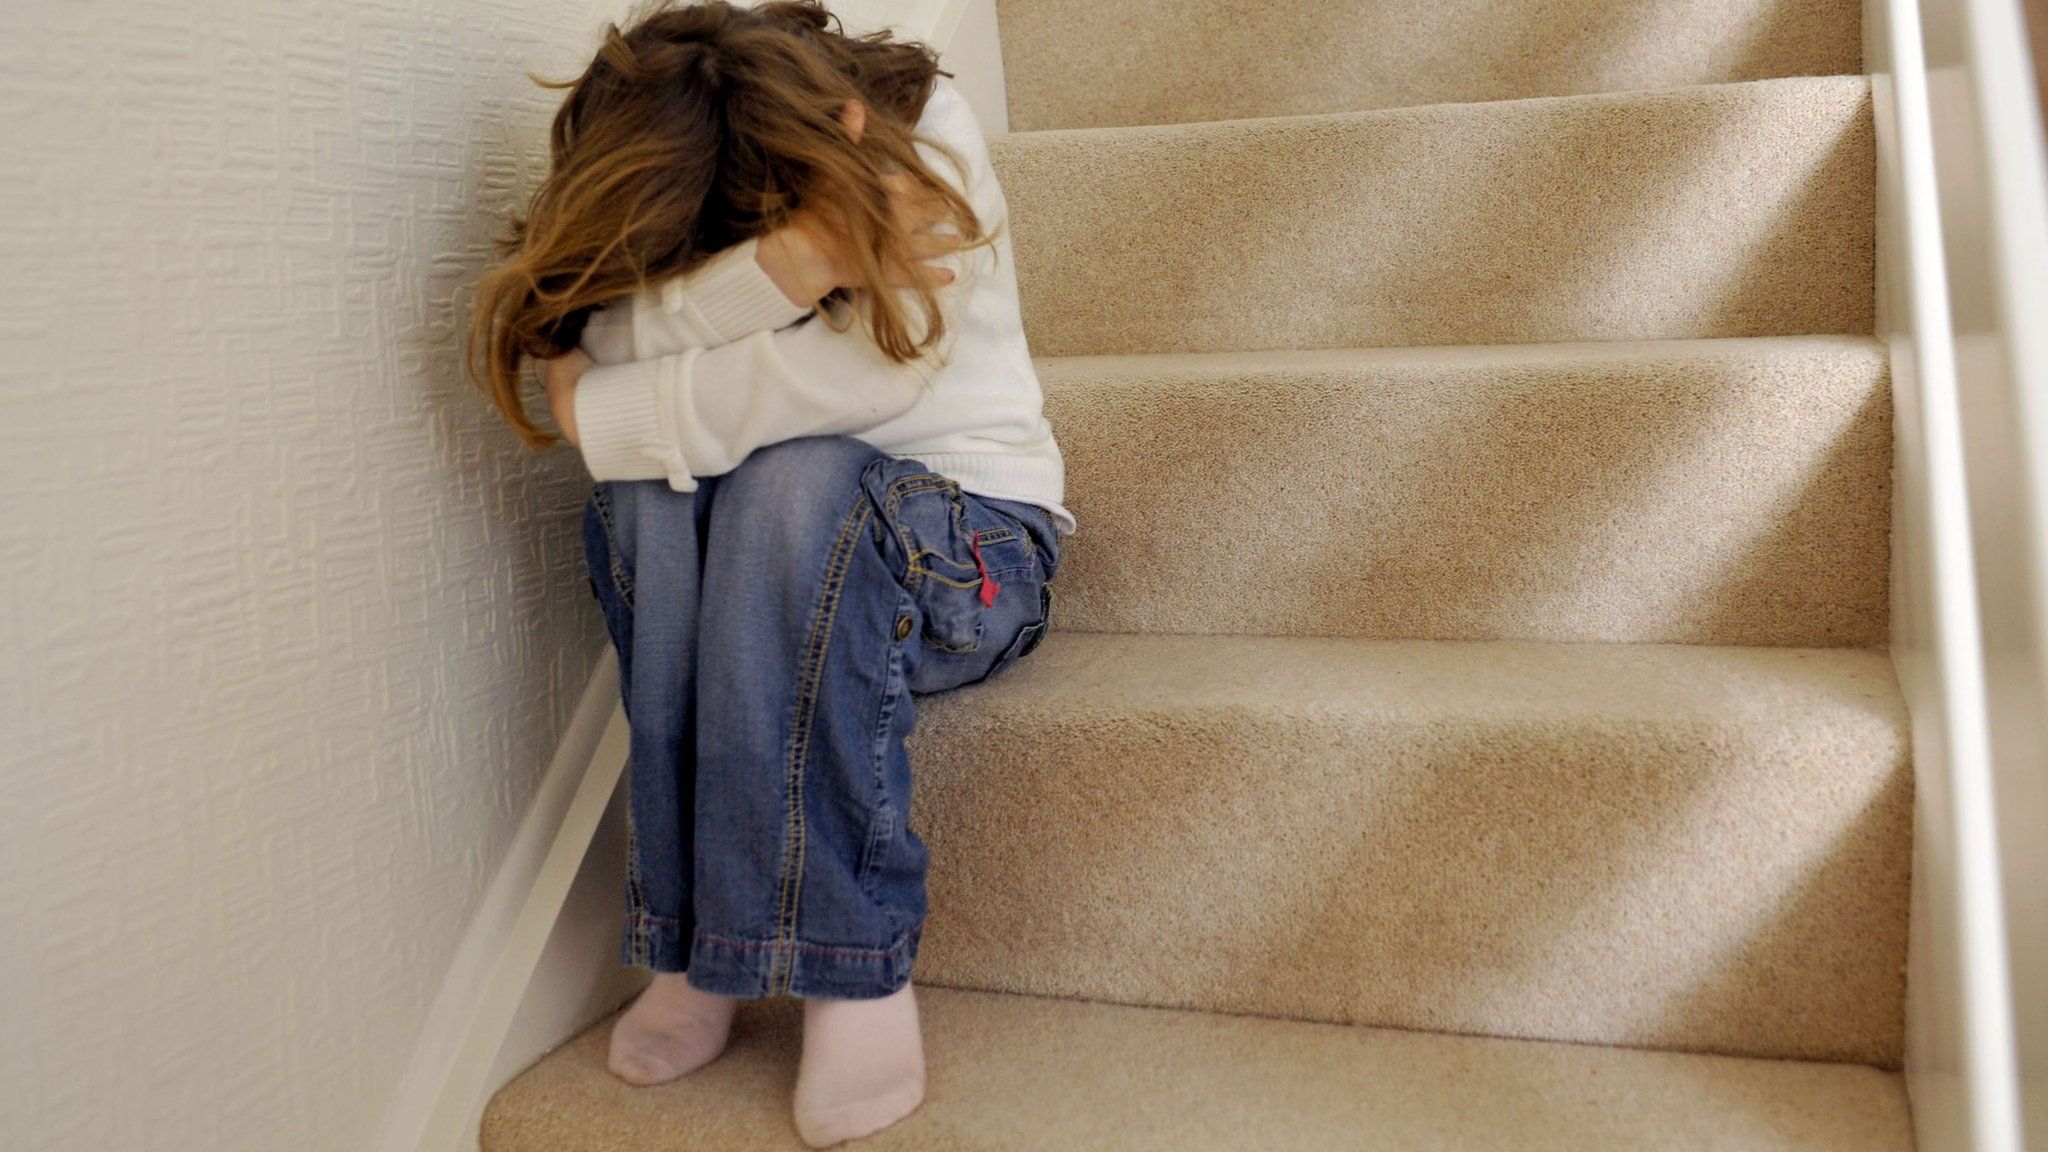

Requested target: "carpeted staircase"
[{"left": 483, "top": 1, "right": 1914, "bottom": 1147}]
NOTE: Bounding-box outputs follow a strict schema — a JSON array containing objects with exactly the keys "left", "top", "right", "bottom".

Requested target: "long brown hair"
[{"left": 468, "top": 0, "right": 989, "bottom": 448}]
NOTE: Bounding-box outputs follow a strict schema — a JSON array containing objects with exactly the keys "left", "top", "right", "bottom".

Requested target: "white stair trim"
[{"left": 1867, "top": 0, "right": 2027, "bottom": 1149}]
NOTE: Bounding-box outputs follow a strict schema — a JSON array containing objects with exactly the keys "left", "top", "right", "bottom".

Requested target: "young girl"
[{"left": 468, "top": 1, "right": 1071, "bottom": 1146}]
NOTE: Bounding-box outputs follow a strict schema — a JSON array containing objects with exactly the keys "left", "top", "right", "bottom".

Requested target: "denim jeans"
[{"left": 580, "top": 435, "right": 1061, "bottom": 999}]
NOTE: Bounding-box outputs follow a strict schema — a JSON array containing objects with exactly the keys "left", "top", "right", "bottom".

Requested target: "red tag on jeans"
[{"left": 971, "top": 534, "right": 1001, "bottom": 607}]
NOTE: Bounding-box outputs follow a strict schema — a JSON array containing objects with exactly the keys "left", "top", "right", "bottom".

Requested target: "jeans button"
[{"left": 895, "top": 615, "right": 914, "bottom": 641}]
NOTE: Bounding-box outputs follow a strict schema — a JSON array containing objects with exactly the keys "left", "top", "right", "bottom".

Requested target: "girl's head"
[{"left": 470, "top": 0, "right": 987, "bottom": 448}]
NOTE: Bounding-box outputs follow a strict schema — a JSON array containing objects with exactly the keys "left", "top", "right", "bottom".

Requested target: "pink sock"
[
  {"left": 793, "top": 983, "right": 926, "bottom": 1147},
  {"left": 605, "top": 972, "right": 739, "bottom": 1086}
]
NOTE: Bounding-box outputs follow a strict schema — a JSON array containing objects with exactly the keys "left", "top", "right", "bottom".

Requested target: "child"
[{"left": 467, "top": 1, "right": 1072, "bottom": 1145}]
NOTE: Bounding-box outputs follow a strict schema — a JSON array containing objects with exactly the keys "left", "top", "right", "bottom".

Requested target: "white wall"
[{"left": 0, "top": 3, "right": 620, "bottom": 1149}]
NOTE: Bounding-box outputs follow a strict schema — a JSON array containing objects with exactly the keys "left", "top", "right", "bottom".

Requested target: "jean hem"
[
  {"left": 682, "top": 926, "right": 921, "bottom": 999},
  {"left": 620, "top": 910, "right": 691, "bottom": 973}
]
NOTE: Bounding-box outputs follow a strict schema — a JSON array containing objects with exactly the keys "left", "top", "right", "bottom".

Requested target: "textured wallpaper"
[{"left": 0, "top": 3, "right": 621, "bottom": 1148}]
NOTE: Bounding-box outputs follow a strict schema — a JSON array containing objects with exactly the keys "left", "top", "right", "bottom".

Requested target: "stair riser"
[
  {"left": 907, "top": 634, "right": 1911, "bottom": 1066},
  {"left": 1001, "top": 0, "right": 1862, "bottom": 130},
  {"left": 992, "top": 78, "right": 1875, "bottom": 357},
  {"left": 1040, "top": 340, "right": 1890, "bottom": 646}
]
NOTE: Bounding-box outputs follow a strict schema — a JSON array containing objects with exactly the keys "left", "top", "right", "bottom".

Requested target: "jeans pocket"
[
  {"left": 955, "top": 579, "right": 1053, "bottom": 690},
  {"left": 877, "top": 476, "right": 1028, "bottom": 655},
  {"left": 1004, "top": 581, "right": 1053, "bottom": 663}
]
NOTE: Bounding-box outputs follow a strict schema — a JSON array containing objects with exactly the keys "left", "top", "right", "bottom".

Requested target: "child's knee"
[
  {"left": 730, "top": 436, "right": 882, "bottom": 496},
  {"left": 714, "top": 437, "right": 893, "bottom": 566}
]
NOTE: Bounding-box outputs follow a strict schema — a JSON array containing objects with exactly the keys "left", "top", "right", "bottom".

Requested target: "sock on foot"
[
  {"left": 606, "top": 972, "right": 739, "bottom": 1086},
  {"left": 793, "top": 982, "right": 926, "bottom": 1148}
]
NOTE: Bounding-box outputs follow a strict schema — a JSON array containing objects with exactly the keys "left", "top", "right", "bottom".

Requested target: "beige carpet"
[
  {"left": 1039, "top": 336, "right": 1890, "bottom": 645},
  {"left": 999, "top": 0, "right": 1861, "bottom": 130},
  {"left": 484, "top": 4, "right": 1905, "bottom": 1146},
  {"left": 906, "top": 632, "right": 1911, "bottom": 1067},
  {"left": 482, "top": 987, "right": 1914, "bottom": 1152},
  {"left": 992, "top": 77, "right": 1874, "bottom": 357}
]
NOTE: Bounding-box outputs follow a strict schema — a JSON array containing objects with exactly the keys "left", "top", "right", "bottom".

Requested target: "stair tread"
[
  {"left": 917, "top": 629, "right": 1901, "bottom": 720},
  {"left": 991, "top": 76, "right": 1875, "bottom": 357},
  {"left": 999, "top": 0, "right": 1862, "bottom": 130},
  {"left": 1031, "top": 334, "right": 1891, "bottom": 646},
  {"left": 481, "top": 986, "right": 1913, "bottom": 1152},
  {"left": 907, "top": 632, "right": 1910, "bottom": 1065},
  {"left": 1037, "top": 332, "right": 1883, "bottom": 375},
  {"left": 1008, "top": 72, "right": 1864, "bottom": 137}
]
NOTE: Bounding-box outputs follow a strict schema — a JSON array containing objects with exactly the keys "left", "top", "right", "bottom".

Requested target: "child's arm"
[
  {"left": 564, "top": 214, "right": 973, "bottom": 491},
  {"left": 574, "top": 235, "right": 814, "bottom": 369},
  {"left": 565, "top": 287, "right": 958, "bottom": 490},
  {"left": 613, "top": 216, "right": 961, "bottom": 358},
  {"left": 635, "top": 234, "right": 818, "bottom": 352}
]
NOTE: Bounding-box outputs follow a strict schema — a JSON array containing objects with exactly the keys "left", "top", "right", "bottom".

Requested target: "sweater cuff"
[
  {"left": 572, "top": 360, "right": 675, "bottom": 483},
  {"left": 661, "top": 236, "right": 811, "bottom": 343}
]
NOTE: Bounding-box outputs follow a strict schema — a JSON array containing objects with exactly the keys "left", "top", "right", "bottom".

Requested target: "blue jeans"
[{"left": 580, "top": 435, "right": 1061, "bottom": 999}]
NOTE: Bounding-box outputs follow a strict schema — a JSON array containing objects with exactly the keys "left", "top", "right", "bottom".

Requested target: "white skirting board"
[
  {"left": 476, "top": 739, "right": 646, "bottom": 1145},
  {"left": 370, "top": 648, "right": 639, "bottom": 1152}
]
